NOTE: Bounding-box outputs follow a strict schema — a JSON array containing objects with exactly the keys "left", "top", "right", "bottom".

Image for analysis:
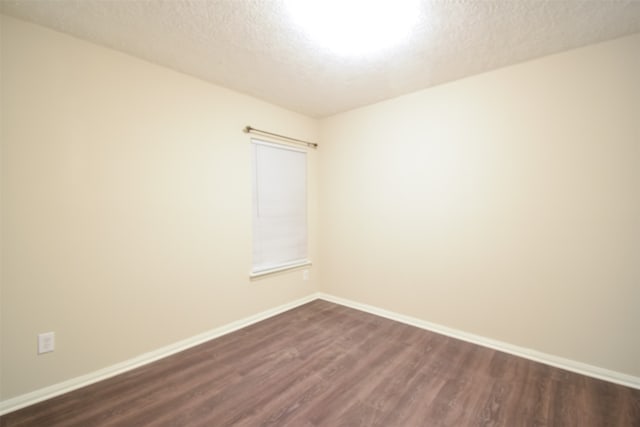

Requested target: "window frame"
[{"left": 250, "top": 138, "right": 311, "bottom": 277}]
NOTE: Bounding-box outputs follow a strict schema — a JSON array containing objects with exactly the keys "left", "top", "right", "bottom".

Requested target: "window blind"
[{"left": 251, "top": 139, "right": 308, "bottom": 275}]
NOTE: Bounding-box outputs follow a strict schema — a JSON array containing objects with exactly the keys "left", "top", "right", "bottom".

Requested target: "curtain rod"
[{"left": 243, "top": 126, "right": 318, "bottom": 148}]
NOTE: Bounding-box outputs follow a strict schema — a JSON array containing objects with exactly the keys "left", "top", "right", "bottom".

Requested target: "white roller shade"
[{"left": 252, "top": 139, "right": 308, "bottom": 274}]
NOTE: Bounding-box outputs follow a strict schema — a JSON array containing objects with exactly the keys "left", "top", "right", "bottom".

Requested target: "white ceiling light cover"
[{"left": 285, "top": 0, "right": 422, "bottom": 57}]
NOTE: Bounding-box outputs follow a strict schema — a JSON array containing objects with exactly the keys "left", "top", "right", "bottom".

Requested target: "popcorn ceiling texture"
[{"left": 2, "top": 0, "right": 640, "bottom": 117}]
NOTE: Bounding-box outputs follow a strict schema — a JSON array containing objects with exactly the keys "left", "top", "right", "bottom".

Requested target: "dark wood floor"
[{"left": 2, "top": 300, "right": 639, "bottom": 426}]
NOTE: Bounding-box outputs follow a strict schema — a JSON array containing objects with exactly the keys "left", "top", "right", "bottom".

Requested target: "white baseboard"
[
  {"left": 3, "top": 291, "right": 637, "bottom": 416},
  {"left": 317, "top": 292, "right": 640, "bottom": 390},
  {"left": 0, "top": 293, "right": 321, "bottom": 416}
]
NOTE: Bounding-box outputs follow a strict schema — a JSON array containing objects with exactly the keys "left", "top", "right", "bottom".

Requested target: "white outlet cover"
[
  {"left": 38, "top": 332, "right": 55, "bottom": 354},
  {"left": 303, "top": 270, "right": 309, "bottom": 281}
]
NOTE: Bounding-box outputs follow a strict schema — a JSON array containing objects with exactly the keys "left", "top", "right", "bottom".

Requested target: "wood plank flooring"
[{"left": 2, "top": 300, "right": 639, "bottom": 426}]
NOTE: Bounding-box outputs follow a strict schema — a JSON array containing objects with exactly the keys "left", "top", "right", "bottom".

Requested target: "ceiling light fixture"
[{"left": 285, "top": 0, "right": 420, "bottom": 57}]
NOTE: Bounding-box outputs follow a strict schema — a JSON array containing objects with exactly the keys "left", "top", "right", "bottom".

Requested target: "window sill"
[{"left": 250, "top": 260, "right": 312, "bottom": 279}]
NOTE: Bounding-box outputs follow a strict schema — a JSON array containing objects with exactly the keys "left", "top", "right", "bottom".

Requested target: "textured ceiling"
[{"left": 2, "top": 0, "right": 640, "bottom": 118}]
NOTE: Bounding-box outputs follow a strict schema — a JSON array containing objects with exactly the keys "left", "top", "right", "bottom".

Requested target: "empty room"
[{"left": 1, "top": 0, "right": 639, "bottom": 425}]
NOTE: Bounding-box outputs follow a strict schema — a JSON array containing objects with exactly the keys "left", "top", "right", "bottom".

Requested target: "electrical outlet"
[
  {"left": 303, "top": 269, "right": 309, "bottom": 281},
  {"left": 38, "top": 332, "right": 55, "bottom": 354}
]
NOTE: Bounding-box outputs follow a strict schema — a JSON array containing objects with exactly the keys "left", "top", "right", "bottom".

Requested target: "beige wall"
[
  {"left": 0, "top": 15, "right": 319, "bottom": 399},
  {"left": 319, "top": 34, "right": 640, "bottom": 377}
]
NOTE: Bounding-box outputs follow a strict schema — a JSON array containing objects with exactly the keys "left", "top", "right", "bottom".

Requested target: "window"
[{"left": 251, "top": 139, "right": 309, "bottom": 276}]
